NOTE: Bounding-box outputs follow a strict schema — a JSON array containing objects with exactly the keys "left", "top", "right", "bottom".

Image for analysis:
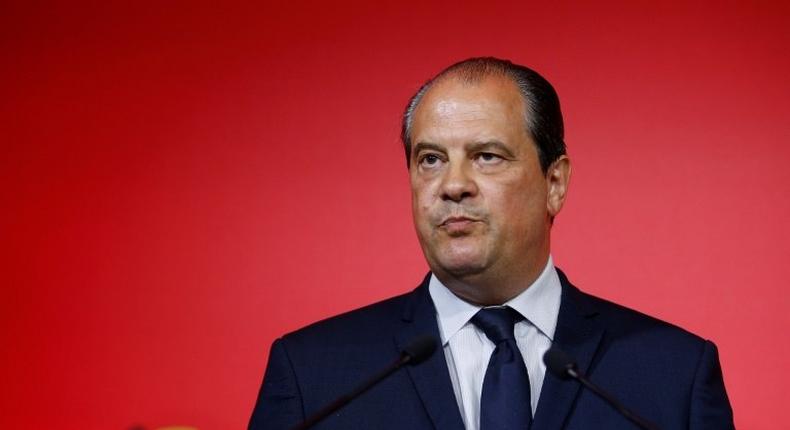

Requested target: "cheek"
[
  {"left": 411, "top": 178, "right": 437, "bottom": 208},
  {"left": 486, "top": 179, "right": 547, "bottom": 229},
  {"left": 411, "top": 183, "right": 434, "bottom": 228}
]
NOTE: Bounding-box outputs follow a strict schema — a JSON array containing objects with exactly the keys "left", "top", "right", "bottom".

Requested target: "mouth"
[{"left": 439, "top": 216, "right": 481, "bottom": 235}]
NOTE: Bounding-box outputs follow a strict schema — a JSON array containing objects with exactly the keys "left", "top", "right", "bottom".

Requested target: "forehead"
[{"left": 410, "top": 74, "right": 528, "bottom": 142}]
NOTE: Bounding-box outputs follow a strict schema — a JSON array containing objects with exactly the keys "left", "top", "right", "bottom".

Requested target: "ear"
[{"left": 546, "top": 155, "right": 571, "bottom": 217}]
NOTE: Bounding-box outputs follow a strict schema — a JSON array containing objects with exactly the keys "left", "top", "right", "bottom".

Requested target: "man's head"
[
  {"left": 402, "top": 57, "right": 566, "bottom": 173},
  {"left": 403, "top": 58, "right": 571, "bottom": 305}
]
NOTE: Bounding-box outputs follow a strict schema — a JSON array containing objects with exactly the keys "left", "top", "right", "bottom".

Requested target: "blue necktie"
[{"left": 472, "top": 307, "right": 533, "bottom": 430}]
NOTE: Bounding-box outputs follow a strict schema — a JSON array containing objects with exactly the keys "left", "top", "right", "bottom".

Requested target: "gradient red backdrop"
[{"left": 3, "top": 1, "right": 789, "bottom": 428}]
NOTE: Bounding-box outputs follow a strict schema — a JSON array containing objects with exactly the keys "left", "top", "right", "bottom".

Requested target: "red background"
[{"left": 3, "top": 1, "right": 789, "bottom": 428}]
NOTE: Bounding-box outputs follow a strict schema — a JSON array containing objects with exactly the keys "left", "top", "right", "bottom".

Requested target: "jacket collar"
[
  {"left": 395, "top": 273, "right": 466, "bottom": 430},
  {"left": 531, "top": 268, "right": 605, "bottom": 430},
  {"left": 394, "top": 269, "right": 605, "bottom": 430}
]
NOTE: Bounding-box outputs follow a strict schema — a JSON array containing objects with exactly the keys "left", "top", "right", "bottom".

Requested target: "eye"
[
  {"left": 476, "top": 152, "right": 504, "bottom": 165},
  {"left": 419, "top": 153, "right": 443, "bottom": 168}
]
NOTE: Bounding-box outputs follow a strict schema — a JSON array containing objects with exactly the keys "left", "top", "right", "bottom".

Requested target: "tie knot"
[{"left": 471, "top": 307, "right": 523, "bottom": 344}]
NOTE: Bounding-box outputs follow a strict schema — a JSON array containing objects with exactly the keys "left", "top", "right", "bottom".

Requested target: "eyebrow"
[
  {"left": 412, "top": 140, "right": 517, "bottom": 159},
  {"left": 467, "top": 140, "right": 516, "bottom": 158},
  {"left": 412, "top": 142, "right": 446, "bottom": 155}
]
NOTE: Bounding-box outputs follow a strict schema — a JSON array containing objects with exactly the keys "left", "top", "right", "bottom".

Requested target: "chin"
[
  {"left": 442, "top": 264, "right": 487, "bottom": 278},
  {"left": 433, "top": 252, "right": 488, "bottom": 278}
]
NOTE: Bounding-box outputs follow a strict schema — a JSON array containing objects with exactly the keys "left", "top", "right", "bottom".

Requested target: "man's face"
[{"left": 409, "top": 75, "right": 568, "bottom": 299}]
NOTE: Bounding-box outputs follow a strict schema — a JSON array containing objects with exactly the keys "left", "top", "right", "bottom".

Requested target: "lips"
[
  {"left": 441, "top": 216, "right": 477, "bottom": 225},
  {"left": 439, "top": 216, "right": 480, "bottom": 235}
]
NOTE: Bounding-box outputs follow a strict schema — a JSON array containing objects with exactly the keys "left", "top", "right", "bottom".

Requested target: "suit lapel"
[
  {"left": 394, "top": 275, "right": 466, "bottom": 430},
  {"left": 532, "top": 270, "right": 605, "bottom": 430}
]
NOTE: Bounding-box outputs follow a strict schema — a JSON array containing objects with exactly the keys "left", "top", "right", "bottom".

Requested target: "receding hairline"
[
  {"left": 408, "top": 73, "right": 531, "bottom": 137},
  {"left": 406, "top": 68, "right": 534, "bottom": 145},
  {"left": 414, "top": 65, "right": 524, "bottom": 108},
  {"left": 402, "top": 57, "right": 566, "bottom": 173},
  {"left": 437, "top": 58, "right": 519, "bottom": 83},
  {"left": 407, "top": 67, "right": 529, "bottom": 122}
]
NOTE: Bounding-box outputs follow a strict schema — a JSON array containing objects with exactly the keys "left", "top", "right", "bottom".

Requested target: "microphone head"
[
  {"left": 543, "top": 347, "right": 578, "bottom": 380},
  {"left": 401, "top": 335, "right": 437, "bottom": 365}
]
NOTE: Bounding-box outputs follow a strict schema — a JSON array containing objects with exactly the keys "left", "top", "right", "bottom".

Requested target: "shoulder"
[
  {"left": 278, "top": 287, "right": 417, "bottom": 354},
  {"left": 556, "top": 269, "right": 717, "bottom": 386},
  {"left": 266, "top": 286, "right": 428, "bottom": 401},
  {"left": 557, "top": 273, "right": 733, "bottom": 426},
  {"left": 559, "top": 269, "right": 709, "bottom": 350},
  {"left": 581, "top": 288, "right": 706, "bottom": 347},
  {"left": 559, "top": 272, "right": 719, "bottom": 392}
]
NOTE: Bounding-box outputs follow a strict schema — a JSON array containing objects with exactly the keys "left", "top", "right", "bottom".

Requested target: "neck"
[{"left": 435, "top": 253, "right": 550, "bottom": 306}]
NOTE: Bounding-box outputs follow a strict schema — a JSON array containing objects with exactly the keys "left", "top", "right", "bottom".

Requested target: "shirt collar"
[{"left": 429, "top": 256, "right": 562, "bottom": 346}]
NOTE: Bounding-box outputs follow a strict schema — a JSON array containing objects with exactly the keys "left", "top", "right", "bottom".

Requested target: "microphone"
[
  {"left": 292, "top": 335, "right": 437, "bottom": 430},
  {"left": 543, "top": 347, "right": 660, "bottom": 430}
]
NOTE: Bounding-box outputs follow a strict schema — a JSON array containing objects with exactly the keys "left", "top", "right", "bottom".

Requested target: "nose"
[{"left": 440, "top": 160, "right": 478, "bottom": 202}]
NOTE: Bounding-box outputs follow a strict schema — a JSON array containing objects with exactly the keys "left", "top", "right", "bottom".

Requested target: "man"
[{"left": 249, "top": 58, "right": 734, "bottom": 429}]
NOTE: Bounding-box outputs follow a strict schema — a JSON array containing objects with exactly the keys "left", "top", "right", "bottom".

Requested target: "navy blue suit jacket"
[{"left": 249, "top": 271, "right": 734, "bottom": 429}]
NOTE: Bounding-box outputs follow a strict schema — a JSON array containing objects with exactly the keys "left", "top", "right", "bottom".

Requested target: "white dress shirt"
[{"left": 428, "top": 256, "right": 562, "bottom": 430}]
